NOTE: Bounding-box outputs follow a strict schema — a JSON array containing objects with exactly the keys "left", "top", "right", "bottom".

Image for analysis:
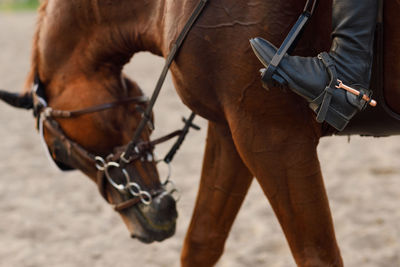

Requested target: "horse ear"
[{"left": 0, "top": 89, "right": 33, "bottom": 110}]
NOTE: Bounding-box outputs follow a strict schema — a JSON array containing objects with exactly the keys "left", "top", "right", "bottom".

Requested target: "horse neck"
[
  {"left": 31, "top": 0, "right": 331, "bottom": 92},
  {"left": 32, "top": 0, "right": 166, "bottom": 92}
]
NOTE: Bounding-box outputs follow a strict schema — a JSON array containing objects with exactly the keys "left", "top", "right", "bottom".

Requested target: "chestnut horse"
[{"left": 1, "top": 0, "right": 399, "bottom": 266}]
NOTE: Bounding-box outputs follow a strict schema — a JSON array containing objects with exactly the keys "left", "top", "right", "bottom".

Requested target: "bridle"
[
  {"left": 34, "top": 74, "right": 200, "bottom": 211},
  {"left": 33, "top": 77, "right": 191, "bottom": 211},
  {"left": 33, "top": 0, "right": 209, "bottom": 211}
]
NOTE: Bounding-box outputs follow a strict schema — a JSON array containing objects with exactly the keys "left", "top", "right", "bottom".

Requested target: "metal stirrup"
[{"left": 262, "top": 0, "right": 319, "bottom": 87}]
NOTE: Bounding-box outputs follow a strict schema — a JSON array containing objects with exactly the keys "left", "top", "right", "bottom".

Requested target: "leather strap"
[
  {"left": 97, "top": 170, "right": 162, "bottom": 212},
  {"left": 114, "top": 197, "right": 141, "bottom": 211},
  {"left": 121, "top": 0, "right": 209, "bottom": 164},
  {"left": 43, "top": 119, "right": 97, "bottom": 170},
  {"left": 47, "top": 96, "right": 148, "bottom": 118},
  {"left": 164, "top": 112, "right": 199, "bottom": 163},
  {"left": 262, "top": 0, "right": 319, "bottom": 86},
  {"left": 313, "top": 52, "right": 338, "bottom": 122},
  {"left": 113, "top": 189, "right": 165, "bottom": 211}
]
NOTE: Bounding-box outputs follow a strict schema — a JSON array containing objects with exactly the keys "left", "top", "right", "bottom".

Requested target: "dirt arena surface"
[{"left": 0, "top": 12, "right": 399, "bottom": 267}]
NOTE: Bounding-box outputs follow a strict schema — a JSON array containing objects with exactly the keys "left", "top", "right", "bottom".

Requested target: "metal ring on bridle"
[
  {"left": 127, "top": 182, "right": 141, "bottom": 196},
  {"left": 95, "top": 156, "right": 107, "bottom": 171},
  {"left": 163, "top": 179, "right": 176, "bottom": 191},
  {"left": 163, "top": 179, "right": 180, "bottom": 202},
  {"left": 139, "top": 191, "right": 152, "bottom": 205},
  {"left": 127, "top": 182, "right": 152, "bottom": 205},
  {"left": 104, "top": 162, "right": 130, "bottom": 193},
  {"left": 120, "top": 152, "right": 131, "bottom": 164}
]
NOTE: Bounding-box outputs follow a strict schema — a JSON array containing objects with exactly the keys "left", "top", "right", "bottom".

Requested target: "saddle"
[{"left": 339, "top": 0, "right": 400, "bottom": 137}]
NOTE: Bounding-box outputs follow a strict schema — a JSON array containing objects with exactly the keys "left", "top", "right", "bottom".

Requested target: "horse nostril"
[{"left": 157, "top": 193, "right": 177, "bottom": 218}]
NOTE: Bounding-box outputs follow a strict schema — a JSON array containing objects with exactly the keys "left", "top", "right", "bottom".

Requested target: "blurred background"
[
  {"left": 0, "top": 0, "right": 39, "bottom": 10},
  {"left": 0, "top": 2, "right": 399, "bottom": 267}
]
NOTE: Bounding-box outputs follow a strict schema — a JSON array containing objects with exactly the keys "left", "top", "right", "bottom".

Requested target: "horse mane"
[{"left": 23, "top": 0, "right": 48, "bottom": 93}]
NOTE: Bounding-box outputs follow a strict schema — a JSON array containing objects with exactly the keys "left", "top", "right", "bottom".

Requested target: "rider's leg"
[{"left": 250, "top": 0, "right": 378, "bottom": 131}]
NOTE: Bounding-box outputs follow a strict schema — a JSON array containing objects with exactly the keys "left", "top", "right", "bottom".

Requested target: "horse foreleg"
[
  {"left": 181, "top": 121, "right": 253, "bottom": 267},
  {"left": 229, "top": 118, "right": 343, "bottom": 267}
]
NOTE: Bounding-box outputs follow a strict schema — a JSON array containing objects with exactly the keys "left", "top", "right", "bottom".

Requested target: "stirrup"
[{"left": 261, "top": 0, "right": 318, "bottom": 88}]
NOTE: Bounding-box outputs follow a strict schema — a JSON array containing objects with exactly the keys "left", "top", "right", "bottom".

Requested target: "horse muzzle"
[{"left": 128, "top": 191, "right": 177, "bottom": 243}]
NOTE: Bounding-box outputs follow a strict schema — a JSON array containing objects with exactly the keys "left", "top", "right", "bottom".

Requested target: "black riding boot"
[{"left": 250, "top": 0, "right": 378, "bottom": 131}]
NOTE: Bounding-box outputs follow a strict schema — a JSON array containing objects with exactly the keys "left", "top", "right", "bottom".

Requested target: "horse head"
[{"left": 0, "top": 0, "right": 177, "bottom": 243}]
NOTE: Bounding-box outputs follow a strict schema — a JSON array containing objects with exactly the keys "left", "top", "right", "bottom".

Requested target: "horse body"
[
  {"left": 156, "top": 1, "right": 342, "bottom": 266},
  {"left": 4, "top": 0, "right": 399, "bottom": 266},
  {"left": 149, "top": 1, "right": 400, "bottom": 265}
]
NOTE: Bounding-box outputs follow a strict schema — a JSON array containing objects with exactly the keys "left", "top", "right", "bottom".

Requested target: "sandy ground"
[{"left": 0, "top": 13, "right": 399, "bottom": 267}]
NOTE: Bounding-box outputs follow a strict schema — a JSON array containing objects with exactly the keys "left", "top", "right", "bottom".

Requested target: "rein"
[
  {"left": 33, "top": 0, "right": 208, "bottom": 211},
  {"left": 120, "top": 0, "right": 209, "bottom": 165}
]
